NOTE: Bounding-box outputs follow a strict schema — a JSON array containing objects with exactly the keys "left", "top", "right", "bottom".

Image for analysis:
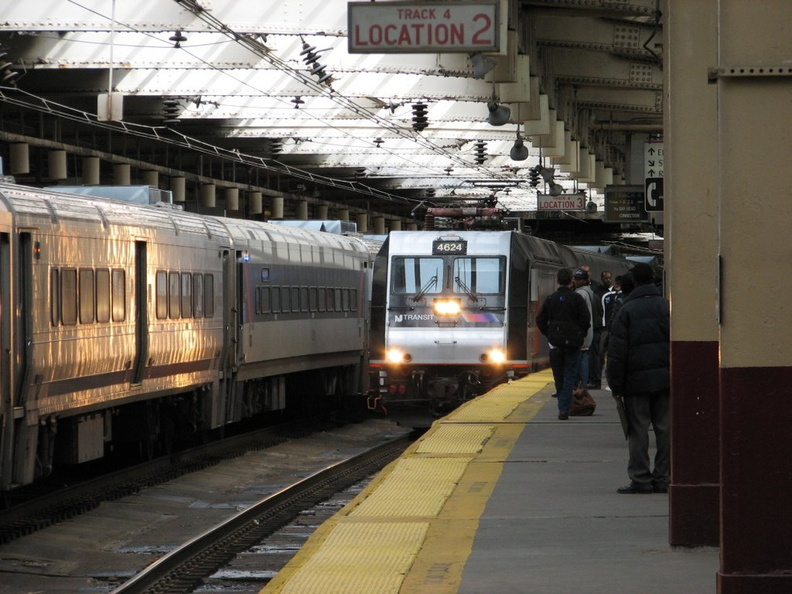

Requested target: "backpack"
[{"left": 570, "top": 388, "right": 596, "bottom": 416}]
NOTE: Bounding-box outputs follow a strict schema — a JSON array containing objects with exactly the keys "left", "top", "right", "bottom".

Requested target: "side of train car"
[
  {"left": 0, "top": 184, "right": 371, "bottom": 492},
  {"left": 367, "top": 230, "right": 632, "bottom": 428}
]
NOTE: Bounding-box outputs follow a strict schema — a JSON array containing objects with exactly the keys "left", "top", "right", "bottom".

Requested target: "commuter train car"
[
  {"left": 367, "top": 230, "right": 631, "bottom": 427},
  {"left": 0, "top": 183, "right": 371, "bottom": 492}
]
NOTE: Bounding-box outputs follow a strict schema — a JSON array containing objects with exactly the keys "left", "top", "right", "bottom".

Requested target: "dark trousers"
[
  {"left": 549, "top": 347, "right": 582, "bottom": 414},
  {"left": 588, "top": 328, "right": 602, "bottom": 386},
  {"left": 624, "top": 390, "right": 670, "bottom": 488}
]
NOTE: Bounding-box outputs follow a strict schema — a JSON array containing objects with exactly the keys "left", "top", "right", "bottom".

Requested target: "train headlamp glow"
[
  {"left": 483, "top": 348, "right": 507, "bottom": 364},
  {"left": 433, "top": 298, "right": 461, "bottom": 316},
  {"left": 386, "top": 348, "right": 412, "bottom": 364}
]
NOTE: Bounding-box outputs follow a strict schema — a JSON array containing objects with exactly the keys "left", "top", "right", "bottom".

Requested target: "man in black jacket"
[
  {"left": 536, "top": 268, "right": 591, "bottom": 420},
  {"left": 606, "top": 263, "right": 670, "bottom": 494}
]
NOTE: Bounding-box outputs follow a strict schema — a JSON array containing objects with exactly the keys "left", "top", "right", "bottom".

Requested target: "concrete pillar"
[
  {"left": 114, "top": 163, "right": 131, "bottom": 185},
  {"left": 225, "top": 187, "right": 239, "bottom": 211},
  {"left": 271, "top": 196, "right": 284, "bottom": 219},
  {"left": 337, "top": 209, "right": 349, "bottom": 221},
  {"left": 10, "top": 143, "right": 29, "bottom": 174},
  {"left": 249, "top": 191, "right": 263, "bottom": 214},
  {"left": 82, "top": 157, "right": 100, "bottom": 185},
  {"left": 141, "top": 170, "right": 159, "bottom": 187},
  {"left": 716, "top": 1, "right": 792, "bottom": 590},
  {"left": 200, "top": 183, "right": 216, "bottom": 208},
  {"left": 373, "top": 216, "right": 385, "bottom": 235},
  {"left": 664, "top": 0, "right": 720, "bottom": 547},
  {"left": 296, "top": 200, "right": 308, "bottom": 220},
  {"left": 390, "top": 219, "right": 402, "bottom": 231},
  {"left": 316, "top": 204, "right": 329, "bottom": 219},
  {"left": 356, "top": 213, "right": 368, "bottom": 233},
  {"left": 171, "top": 176, "right": 186, "bottom": 202},
  {"left": 49, "top": 150, "right": 67, "bottom": 180},
  {"left": 407, "top": 222, "right": 418, "bottom": 231}
]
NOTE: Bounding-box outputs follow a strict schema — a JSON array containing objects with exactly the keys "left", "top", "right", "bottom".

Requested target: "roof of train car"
[{"left": 0, "top": 183, "right": 231, "bottom": 242}]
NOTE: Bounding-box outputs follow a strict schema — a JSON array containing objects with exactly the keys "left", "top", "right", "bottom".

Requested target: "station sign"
[
  {"left": 604, "top": 186, "right": 649, "bottom": 223},
  {"left": 644, "top": 139, "right": 664, "bottom": 212},
  {"left": 348, "top": 1, "right": 500, "bottom": 53},
  {"left": 537, "top": 193, "right": 586, "bottom": 212}
]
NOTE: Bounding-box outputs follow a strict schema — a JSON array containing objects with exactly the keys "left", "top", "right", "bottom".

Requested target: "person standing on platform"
[
  {"left": 588, "top": 270, "right": 611, "bottom": 388},
  {"left": 606, "top": 263, "right": 670, "bottom": 494},
  {"left": 536, "top": 268, "right": 591, "bottom": 420},
  {"left": 571, "top": 268, "right": 595, "bottom": 391}
]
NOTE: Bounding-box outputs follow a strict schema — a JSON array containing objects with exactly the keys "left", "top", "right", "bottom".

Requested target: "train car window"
[
  {"left": 193, "top": 274, "right": 204, "bottom": 318},
  {"left": 342, "top": 288, "right": 350, "bottom": 311},
  {"left": 79, "top": 268, "right": 95, "bottom": 324},
  {"left": 260, "top": 286, "right": 271, "bottom": 313},
  {"left": 112, "top": 269, "right": 126, "bottom": 322},
  {"left": 291, "top": 287, "right": 300, "bottom": 312},
  {"left": 271, "top": 285, "right": 281, "bottom": 313},
  {"left": 281, "top": 286, "right": 291, "bottom": 312},
  {"left": 391, "top": 257, "right": 443, "bottom": 294},
  {"left": 204, "top": 274, "right": 215, "bottom": 318},
  {"left": 309, "top": 287, "right": 318, "bottom": 311},
  {"left": 181, "top": 272, "right": 192, "bottom": 318},
  {"left": 156, "top": 270, "right": 168, "bottom": 319},
  {"left": 300, "top": 287, "right": 309, "bottom": 312},
  {"left": 334, "top": 288, "right": 342, "bottom": 311},
  {"left": 453, "top": 257, "right": 505, "bottom": 294},
  {"left": 50, "top": 268, "right": 60, "bottom": 326},
  {"left": 61, "top": 268, "right": 78, "bottom": 326},
  {"left": 326, "top": 287, "right": 334, "bottom": 311},
  {"left": 317, "top": 288, "right": 326, "bottom": 312},
  {"left": 351, "top": 288, "right": 358, "bottom": 312},
  {"left": 96, "top": 268, "right": 111, "bottom": 323},
  {"left": 168, "top": 272, "right": 180, "bottom": 319}
]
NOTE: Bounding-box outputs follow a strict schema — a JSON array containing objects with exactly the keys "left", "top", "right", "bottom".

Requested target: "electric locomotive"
[{"left": 367, "top": 229, "right": 630, "bottom": 428}]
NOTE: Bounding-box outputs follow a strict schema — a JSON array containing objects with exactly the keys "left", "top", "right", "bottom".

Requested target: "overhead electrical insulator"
[
  {"left": 412, "top": 102, "right": 429, "bottom": 132},
  {"left": 473, "top": 140, "right": 487, "bottom": 165},
  {"left": 528, "top": 164, "right": 541, "bottom": 187}
]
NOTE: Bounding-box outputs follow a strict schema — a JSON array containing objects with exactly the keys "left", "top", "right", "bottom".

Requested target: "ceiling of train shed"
[{"left": 0, "top": 0, "right": 663, "bottom": 246}]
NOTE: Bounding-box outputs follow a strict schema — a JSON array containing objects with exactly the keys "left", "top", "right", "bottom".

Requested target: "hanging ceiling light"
[
  {"left": 486, "top": 100, "right": 511, "bottom": 126},
  {"left": 470, "top": 53, "right": 497, "bottom": 79},
  {"left": 510, "top": 131, "right": 529, "bottom": 161}
]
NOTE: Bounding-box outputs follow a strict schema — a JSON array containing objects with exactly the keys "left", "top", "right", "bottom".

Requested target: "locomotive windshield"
[
  {"left": 390, "top": 256, "right": 505, "bottom": 296},
  {"left": 391, "top": 257, "right": 443, "bottom": 294},
  {"left": 453, "top": 257, "right": 504, "bottom": 294}
]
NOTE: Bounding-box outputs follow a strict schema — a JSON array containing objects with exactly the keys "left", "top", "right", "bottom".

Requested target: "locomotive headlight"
[
  {"left": 433, "top": 298, "right": 461, "bottom": 316},
  {"left": 386, "top": 348, "right": 412, "bottom": 364},
  {"left": 484, "top": 348, "right": 507, "bottom": 364}
]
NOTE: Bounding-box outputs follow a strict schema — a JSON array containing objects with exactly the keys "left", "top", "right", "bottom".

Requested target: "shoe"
[
  {"left": 653, "top": 483, "right": 669, "bottom": 494},
  {"left": 558, "top": 412, "right": 569, "bottom": 420},
  {"left": 551, "top": 392, "right": 557, "bottom": 398},
  {"left": 617, "top": 483, "right": 653, "bottom": 494}
]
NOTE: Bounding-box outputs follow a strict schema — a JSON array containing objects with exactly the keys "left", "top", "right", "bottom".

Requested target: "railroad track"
[
  {"left": 0, "top": 419, "right": 332, "bottom": 545},
  {"left": 109, "top": 434, "right": 412, "bottom": 594}
]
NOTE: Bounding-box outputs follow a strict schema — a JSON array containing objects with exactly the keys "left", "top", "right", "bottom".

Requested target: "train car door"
[
  {"left": 131, "top": 241, "right": 148, "bottom": 385},
  {"left": 0, "top": 232, "right": 12, "bottom": 490}
]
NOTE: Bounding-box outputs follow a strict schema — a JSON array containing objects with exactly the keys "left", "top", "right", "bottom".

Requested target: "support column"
[
  {"left": 171, "top": 176, "right": 185, "bottom": 202},
  {"left": 717, "top": 1, "right": 792, "bottom": 591},
  {"left": 248, "top": 191, "right": 262, "bottom": 215},
  {"left": 271, "top": 196, "right": 284, "bottom": 219},
  {"left": 82, "top": 157, "right": 100, "bottom": 185},
  {"left": 356, "top": 213, "right": 368, "bottom": 233},
  {"left": 664, "top": 0, "right": 720, "bottom": 546}
]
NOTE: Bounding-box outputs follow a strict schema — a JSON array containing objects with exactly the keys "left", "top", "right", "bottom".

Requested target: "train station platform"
[{"left": 262, "top": 371, "right": 719, "bottom": 593}]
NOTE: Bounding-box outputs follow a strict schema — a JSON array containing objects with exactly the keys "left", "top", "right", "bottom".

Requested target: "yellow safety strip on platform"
[
  {"left": 277, "top": 521, "right": 429, "bottom": 594},
  {"left": 415, "top": 424, "right": 494, "bottom": 455},
  {"left": 349, "top": 457, "right": 471, "bottom": 517},
  {"left": 262, "top": 371, "right": 553, "bottom": 594}
]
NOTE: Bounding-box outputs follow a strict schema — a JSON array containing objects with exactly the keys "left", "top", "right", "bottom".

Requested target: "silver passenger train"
[
  {"left": 367, "top": 230, "right": 631, "bottom": 427},
  {"left": 0, "top": 184, "right": 371, "bottom": 492}
]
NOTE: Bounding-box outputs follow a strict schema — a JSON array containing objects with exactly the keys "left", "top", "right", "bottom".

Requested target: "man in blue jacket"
[
  {"left": 537, "top": 268, "right": 591, "bottom": 420},
  {"left": 606, "top": 262, "right": 670, "bottom": 494}
]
